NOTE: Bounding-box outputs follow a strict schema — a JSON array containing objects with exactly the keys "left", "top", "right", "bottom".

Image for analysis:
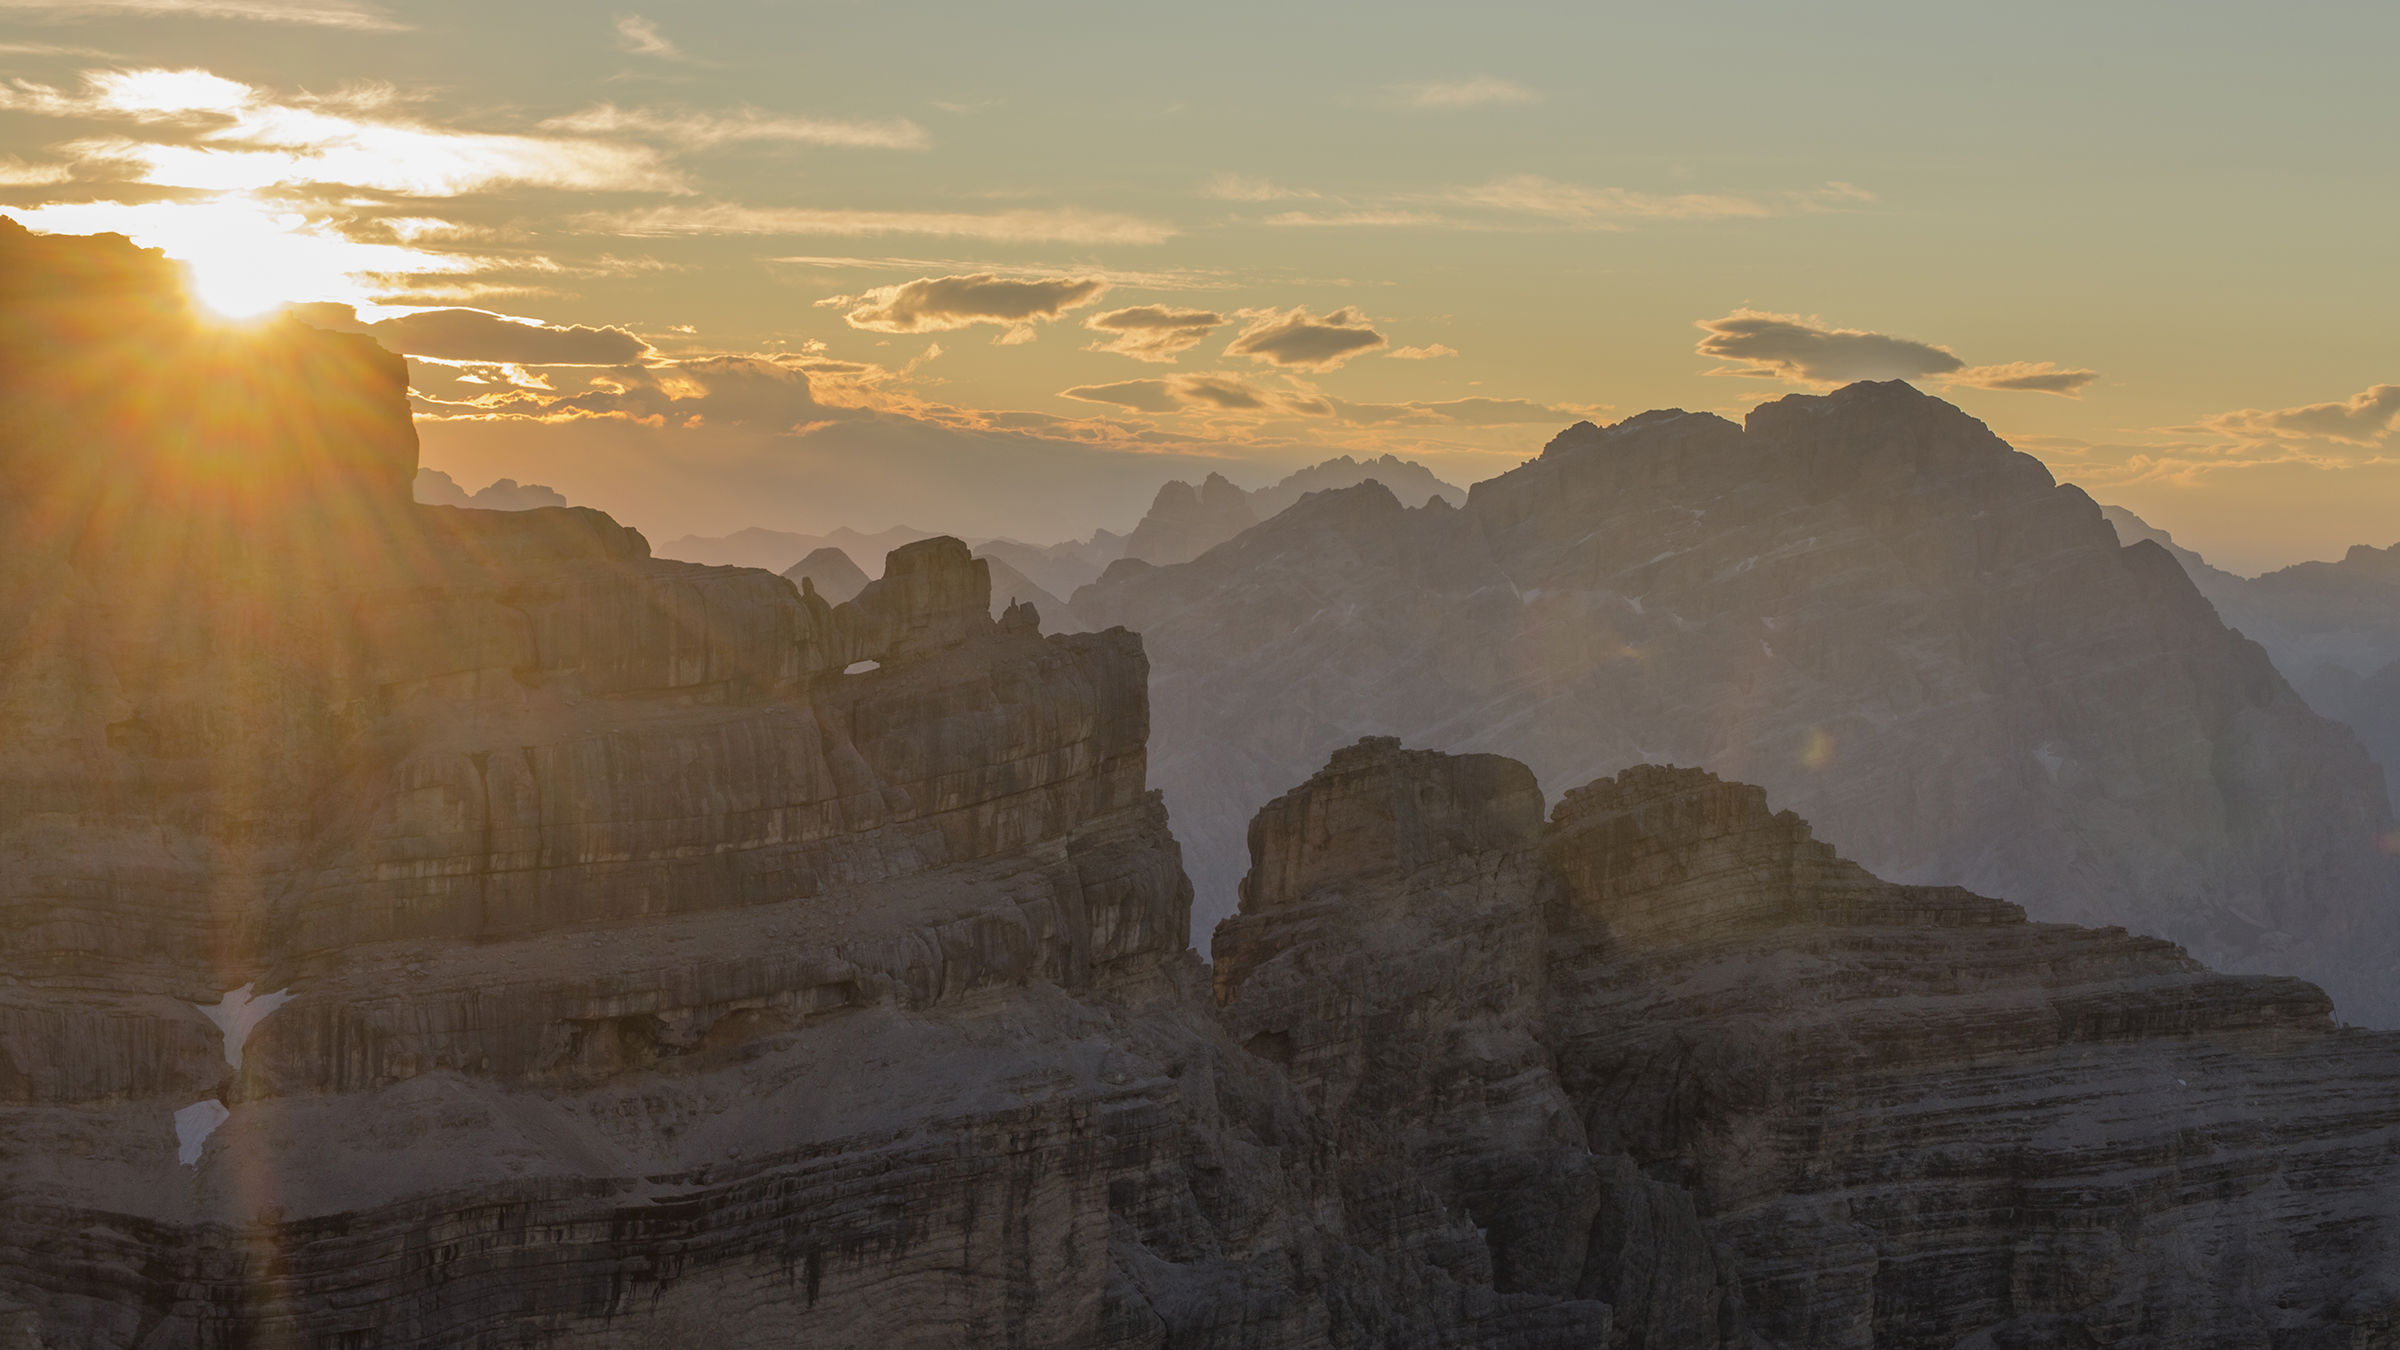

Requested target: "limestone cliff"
[
  {"left": 1078, "top": 383, "right": 2400, "bottom": 1026},
  {"left": 1216, "top": 738, "right": 2400, "bottom": 1348},
  {"left": 0, "top": 225, "right": 1589, "bottom": 1347}
]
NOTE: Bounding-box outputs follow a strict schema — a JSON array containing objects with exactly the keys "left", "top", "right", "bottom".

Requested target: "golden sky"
[{"left": 1, "top": 0, "right": 2393, "bottom": 569}]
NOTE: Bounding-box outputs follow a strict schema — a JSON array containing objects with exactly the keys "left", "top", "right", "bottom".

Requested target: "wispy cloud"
[
  {"left": 0, "top": 0, "right": 404, "bottom": 29},
  {"left": 1082, "top": 304, "right": 1226, "bottom": 363},
  {"left": 1264, "top": 209, "right": 1445, "bottom": 228},
  {"left": 1061, "top": 371, "right": 1301, "bottom": 415},
  {"left": 1204, "top": 173, "right": 1318, "bottom": 202},
  {"left": 1225, "top": 305, "right": 1387, "bottom": 371},
  {"left": 1387, "top": 343, "right": 1456, "bottom": 360},
  {"left": 600, "top": 203, "right": 1177, "bottom": 245},
  {"left": 1441, "top": 175, "right": 1770, "bottom": 224},
  {"left": 541, "top": 104, "right": 928, "bottom": 151},
  {"left": 1250, "top": 176, "right": 1869, "bottom": 231},
  {"left": 824, "top": 273, "right": 1108, "bottom": 343},
  {"left": 296, "top": 302, "right": 654, "bottom": 364},
  {"left": 0, "top": 154, "right": 72, "bottom": 185},
  {"left": 4, "top": 68, "right": 686, "bottom": 194},
  {"left": 1696, "top": 309, "right": 1964, "bottom": 385},
  {"left": 1330, "top": 395, "right": 1594, "bottom": 426},
  {"left": 1696, "top": 309, "right": 2098, "bottom": 397},
  {"left": 1399, "top": 76, "right": 1537, "bottom": 109},
  {"left": 1949, "top": 361, "right": 2098, "bottom": 397},
  {"left": 613, "top": 15, "right": 683, "bottom": 59},
  {"left": 2199, "top": 383, "right": 2400, "bottom": 447}
]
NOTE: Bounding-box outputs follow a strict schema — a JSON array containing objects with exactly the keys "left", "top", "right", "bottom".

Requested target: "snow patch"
[
  {"left": 197, "top": 983, "right": 291, "bottom": 1071},
  {"left": 174, "top": 1099, "right": 229, "bottom": 1166},
  {"left": 2033, "top": 743, "right": 2067, "bottom": 783},
  {"left": 843, "top": 660, "right": 880, "bottom": 675}
]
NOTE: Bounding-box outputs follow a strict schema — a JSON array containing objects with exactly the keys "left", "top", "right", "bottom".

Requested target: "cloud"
[
  {"left": 7, "top": 67, "right": 685, "bottom": 195},
  {"left": 1204, "top": 173, "right": 1318, "bottom": 202},
  {"left": 1387, "top": 343, "right": 1456, "bottom": 360},
  {"left": 1442, "top": 175, "right": 1769, "bottom": 224},
  {"left": 1082, "top": 304, "right": 1225, "bottom": 363},
  {"left": 2, "top": 198, "right": 482, "bottom": 312},
  {"left": 540, "top": 104, "right": 927, "bottom": 151},
  {"left": 1401, "top": 77, "right": 1537, "bottom": 109},
  {"left": 1328, "top": 395, "right": 1592, "bottom": 426},
  {"left": 1224, "top": 305, "right": 1387, "bottom": 371},
  {"left": 2200, "top": 384, "right": 2400, "bottom": 447},
  {"left": 1695, "top": 309, "right": 1964, "bottom": 385},
  {"left": 1948, "top": 361, "right": 2098, "bottom": 397},
  {"left": 1061, "top": 371, "right": 1300, "bottom": 415},
  {"left": 0, "top": 155, "right": 72, "bottom": 186},
  {"left": 296, "top": 303, "right": 653, "bottom": 364},
  {"left": 0, "top": 0, "right": 404, "bottom": 29},
  {"left": 415, "top": 355, "right": 835, "bottom": 431},
  {"left": 1250, "top": 176, "right": 1868, "bottom": 232},
  {"left": 1264, "top": 209, "right": 1445, "bottom": 228},
  {"left": 613, "top": 15, "right": 682, "bottom": 59},
  {"left": 598, "top": 204, "right": 1175, "bottom": 245},
  {"left": 828, "top": 273, "right": 1107, "bottom": 342}
]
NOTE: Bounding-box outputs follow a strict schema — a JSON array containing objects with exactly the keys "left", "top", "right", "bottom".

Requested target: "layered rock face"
[
  {"left": 0, "top": 226, "right": 1623, "bottom": 1347},
  {"left": 1078, "top": 383, "right": 2400, "bottom": 1025},
  {"left": 1216, "top": 739, "right": 2400, "bottom": 1348}
]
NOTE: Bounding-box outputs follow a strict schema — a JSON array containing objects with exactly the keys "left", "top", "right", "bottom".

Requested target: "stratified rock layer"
[
  {"left": 1078, "top": 383, "right": 2400, "bottom": 1024},
  {"left": 1215, "top": 738, "right": 2400, "bottom": 1349},
  {"left": 0, "top": 225, "right": 1599, "bottom": 1349}
]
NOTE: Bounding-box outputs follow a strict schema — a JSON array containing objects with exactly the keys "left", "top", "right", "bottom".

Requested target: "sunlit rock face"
[
  {"left": 1077, "top": 381, "right": 2400, "bottom": 1026},
  {"left": 0, "top": 227, "right": 1601, "bottom": 1347},
  {"left": 1215, "top": 741, "right": 2400, "bottom": 1348}
]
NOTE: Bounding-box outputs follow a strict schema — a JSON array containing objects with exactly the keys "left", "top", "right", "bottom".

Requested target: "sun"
[{"left": 6, "top": 195, "right": 473, "bottom": 323}]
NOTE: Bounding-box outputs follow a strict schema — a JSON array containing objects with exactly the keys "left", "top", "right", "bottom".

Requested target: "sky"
[{"left": 0, "top": 0, "right": 2393, "bottom": 570}]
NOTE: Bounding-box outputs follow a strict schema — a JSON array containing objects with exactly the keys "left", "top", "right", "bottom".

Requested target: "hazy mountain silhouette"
[
  {"left": 1078, "top": 383, "right": 2400, "bottom": 1026},
  {"left": 2108, "top": 504, "right": 2400, "bottom": 801}
]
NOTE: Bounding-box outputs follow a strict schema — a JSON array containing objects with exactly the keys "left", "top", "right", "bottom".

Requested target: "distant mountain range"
[
  {"left": 1074, "top": 382, "right": 2400, "bottom": 1026},
  {"left": 2104, "top": 505, "right": 2400, "bottom": 801}
]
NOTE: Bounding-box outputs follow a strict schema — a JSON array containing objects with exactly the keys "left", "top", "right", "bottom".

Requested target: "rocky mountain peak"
[
  {"left": 844, "top": 534, "right": 992, "bottom": 659},
  {"left": 1238, "top": 735, "right": 1544, "bottom": 913},
  {"left": 2, "top": 218, "right": 418, "bottom": 579}
]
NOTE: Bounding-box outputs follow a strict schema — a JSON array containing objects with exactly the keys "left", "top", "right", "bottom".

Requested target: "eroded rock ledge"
[{"left": 1215, "top": 737, "right": 2400, "bottom": 1349}]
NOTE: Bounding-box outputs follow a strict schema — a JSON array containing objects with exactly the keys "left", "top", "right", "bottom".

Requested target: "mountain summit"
[{"left": 1078, "top": 380, "right": 2400, "bottom": 1025}]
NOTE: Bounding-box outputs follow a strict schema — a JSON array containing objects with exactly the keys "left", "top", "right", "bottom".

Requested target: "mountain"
[
  {"left": 653, "top": 455, "right": 1465, "bottom": 598},
  {"left": 412, "top": 467, "right": 569, "bottom": 511},
  {"left": 10, "top": 221, "right": 2397, "bottom": 1345},
  {"left": 1248, "top": 451, "right": 1466, "bottom": 518},
  {"left": 656, "top": 522, "right": 933, "bottom": 573},
  {"left": 1213, "top": 739, "right": 2400, "bottom": 1347},
  {"left": 1117, "top": 456, "right": 1469, "bottom": 572},
  {"left": 973, "top": 529, "right": 1128, "bottom": 599},
  {"left": 2105, "top": 505, "right": 2400, "bottom": 799},
  {"left": 1120, "top": 470, "right": 1258, "bottom": 567},
  {"left": 778, "top": 544, "right": 871, "bottom": 604},
  {"left": 1077, "top": 382, "right": 2400, "bottom": 1026},
  {"left": 980, "top": 552, "right": 1075, "bottom": 628}
]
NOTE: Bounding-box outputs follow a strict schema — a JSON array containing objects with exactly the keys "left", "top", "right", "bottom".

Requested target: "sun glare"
[{"left": 4, "top": 195, "right": 474, "bottom": 320}]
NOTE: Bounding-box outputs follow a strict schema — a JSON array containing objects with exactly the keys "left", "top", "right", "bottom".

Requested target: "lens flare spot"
[{"left": 1800, "top": 726, "right": 1836, "bottom": 770}]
